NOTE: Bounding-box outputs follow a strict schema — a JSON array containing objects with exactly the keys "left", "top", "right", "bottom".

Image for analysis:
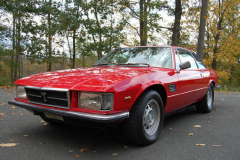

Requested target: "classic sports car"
[{"left": 9, "top": 46, "right": 219, "bottom": 145}]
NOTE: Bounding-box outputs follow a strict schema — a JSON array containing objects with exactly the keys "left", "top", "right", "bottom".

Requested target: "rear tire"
[
  {"left": 196, "top": 83, "right": 214, "bottom": 113},
  {"left": 123, "top": 90, "right": 164, "bottom": 145}
]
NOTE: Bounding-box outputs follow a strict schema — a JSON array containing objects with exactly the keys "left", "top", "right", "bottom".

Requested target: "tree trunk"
[
  {"left": 139, "top": 0, "right": 147, "bottom": 46},
  {"left": 143, "top": 0, "right": 148, "bottom": 46},
  {"left": 212, "top": 0, "right": 224, "bottom": 70},
  {"left": 72, "top": 29, "right": 76, "bottom": 68},
  {"left": 228, "top": 66, "right": 234, "bottom": 85},
  {"left": 171, "top": 0, "right": 182, "bottom": 46},
  {"left": 94, "top": 2, "right": 103, "bottom": 59},
  {"left": 82, "top": 55, "right": 85, "bottom": 68},
  {"left": 72, "top": 3, "right": 80, "bottom": 69},
  {"left": 197, "top": 0, "right": 208, "bottom": 60},
  {"left": 66, "top": 31, "right": 72, "bottom": 58},
  {"left": 14, "top": 13, "right": 21, "bottom": 81},
  {"left": 11, "top": 13, "right": 16, "bottom": 83},
  {"left": 47, "top": 0, "right": 52, "bottom": 72}
]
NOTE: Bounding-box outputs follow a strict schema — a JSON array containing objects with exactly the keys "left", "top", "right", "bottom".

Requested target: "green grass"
[
  {"left": 0, "top": 77, "right": 13, "bottom": 86},
  {"left": 215, "top": 85, "right": 240, "bottom": 92}
]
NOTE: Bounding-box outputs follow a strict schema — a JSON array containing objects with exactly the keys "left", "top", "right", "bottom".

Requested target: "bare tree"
[
  {"left": 171, "top": 0, "right": 182, "bottom": 46},
  {"left": 197, "top": 0, "right": 208, "bottom": 60}
]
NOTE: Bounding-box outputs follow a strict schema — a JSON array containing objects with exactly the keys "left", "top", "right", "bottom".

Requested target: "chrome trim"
[
  {"left": 168, "top": 87, "right": 208, "bottom": 98},
  {"left": 8, "top": 100, "right": 129, "bottom": 122},
  {"left": 47, "top": 96, "right": 68, "bottom": 101},
  {"left": 25, "top": 86, "right": 69, "bottom": 92},
  {"left": 27, "top": 93, "right": 42, "bottom": 98},
  {"left": 24, "top": 86, "right": 70, "bottom": 109}
]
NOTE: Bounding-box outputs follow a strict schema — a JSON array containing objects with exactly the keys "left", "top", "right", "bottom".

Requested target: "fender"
[{"left": 129, "top": 80, "right": 166, "bottom": 111}]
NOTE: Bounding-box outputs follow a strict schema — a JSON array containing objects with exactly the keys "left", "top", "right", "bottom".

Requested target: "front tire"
[
  {"left": 123, "top": 90, "right": 164, "bottom": 145},
  {"left": 196, "top": 83, "right": 214, "bottom": 113}
]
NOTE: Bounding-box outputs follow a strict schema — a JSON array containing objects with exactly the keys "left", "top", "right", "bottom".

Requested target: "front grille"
[{"left": 25, "top": 87, "right": 70, "bottom": 109}]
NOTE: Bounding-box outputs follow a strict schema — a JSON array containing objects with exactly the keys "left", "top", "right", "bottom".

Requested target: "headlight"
[
  {"left": 78, "top": 92, "right": 113, "bottom": 110},
  {"left": 16, "top": 86, "right": 26, "bottom": 99}
]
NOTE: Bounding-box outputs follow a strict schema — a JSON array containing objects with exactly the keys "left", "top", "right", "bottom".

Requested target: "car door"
[
  {"left": 175, "top": 48, "right": 203, "bottom": 108},
  {"left": 191, "top": 51, "right": 210, "bottom": 99}
]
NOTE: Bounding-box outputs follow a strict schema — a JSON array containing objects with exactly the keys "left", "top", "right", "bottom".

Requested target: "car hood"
[{"left": 15, "top": 67, "right": 158, "bottom": 91}]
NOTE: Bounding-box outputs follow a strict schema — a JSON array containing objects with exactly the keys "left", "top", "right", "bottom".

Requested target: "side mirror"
[{"left": 180, "top": 61, "right": 191, "bottom": 70}]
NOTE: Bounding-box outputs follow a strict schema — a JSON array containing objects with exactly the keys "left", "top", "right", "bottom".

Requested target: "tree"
[
  {"left": 59, "top": 0, "right": 83, "bottom": 68},
  {"left": 83, "top": 0, "right": 125, "bottom": 59},
  {"left": 171, "top": 0, "right": 182, "bottom": 46},
  {"left": 203, "top": 0, "right": 240, "bottom": 86},
  {"left": 119, "top": 0, "right": 168, "bottom": 46},
  {"left": 197, "top": 0, "right": 208, "bottom": 60}
]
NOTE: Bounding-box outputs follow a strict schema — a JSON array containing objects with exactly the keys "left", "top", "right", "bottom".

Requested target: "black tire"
[
  {"left": 123, "top": 90, "right": 164, "bottom": 145},
  {"left": 196, "top": 83, "right": 214, "bottom": 113}
]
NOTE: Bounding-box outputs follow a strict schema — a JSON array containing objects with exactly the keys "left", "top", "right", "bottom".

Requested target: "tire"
[
  {"left": 196, "top": 83, "right": 214, "bottom": 113},
  {"left": 123, "top": 90, "right": 164, "bottom": 145}
]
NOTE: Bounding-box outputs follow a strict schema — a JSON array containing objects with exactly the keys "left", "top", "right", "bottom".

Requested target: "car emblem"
[{"left": 41, "top": 92, "right": 47, "bottom": 102}]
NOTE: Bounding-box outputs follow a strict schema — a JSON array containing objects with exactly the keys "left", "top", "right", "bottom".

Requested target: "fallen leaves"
[
  {"left": 11, "top": 105, "right": 16, "bottom": 109},
  {"left": 193, "top": 125, "right": 201, "bottom": 128},
  {"left": 189, "top": 133, "right": 194, "bottom": 136},
  {"left": 213, "top": 145, "right": 223, "bottom": 147},
  {"left": 0, "top": 103, "right": 6, "bottom": 106},
  {"left": 79, "top": 148, "right": 87, "bottom": 153},
  {"left": 23, "top": 135, "right": 29, "bottom": 137},
  {"left": 112, "top": 153, "right": 118, "bottom": 156},
  {"left": 123, "top": 145, "right": 128, "bottom": 148},
  {"left": 0, "top": 143, "right": 19, "bottom": 147},
  {"left": 0, "top": 86, "right": 15, "bottom": 89},
  {"left": 0, "top": 113, "right": 6, "bottom": 117},
  {"left": 196, "top": 144, "right": 205, "bottom": 146},
  {"left": 76, "top": 155, "right": 80, "bottom": 158},
  {"left": 38, "top": 142, "right": 45, "bottom": 145}
]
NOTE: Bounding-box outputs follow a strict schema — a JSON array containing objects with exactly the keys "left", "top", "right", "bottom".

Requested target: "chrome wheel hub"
[{"left": 143, "top": 99, "right": 160, "bottom": 136}]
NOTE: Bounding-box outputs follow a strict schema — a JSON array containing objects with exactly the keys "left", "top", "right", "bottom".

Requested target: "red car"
[{"left": 9, "top": 46, "right": 219, "bottom": 145}]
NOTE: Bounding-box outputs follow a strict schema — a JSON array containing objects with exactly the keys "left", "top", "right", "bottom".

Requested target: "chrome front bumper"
[{"left": 8, "top": 100, "right": 129, "bottom": 122}]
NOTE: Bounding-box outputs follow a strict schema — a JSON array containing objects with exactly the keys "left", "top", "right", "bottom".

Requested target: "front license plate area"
[{"left": 44, "top": 112, "right": 64, "bottom": 121}]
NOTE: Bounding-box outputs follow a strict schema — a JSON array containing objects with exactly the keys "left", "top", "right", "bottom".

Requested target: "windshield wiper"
[
  {"left": 92, "top": 63, "right": 118, "bottom": 67},
  {"left": 118, "top": 63, "right": 150, "bottom": 67}
]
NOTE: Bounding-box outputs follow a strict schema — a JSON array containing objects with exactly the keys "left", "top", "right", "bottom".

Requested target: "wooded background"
[{"left": 0, "top": 0, "right": 239, "bottom": 90}]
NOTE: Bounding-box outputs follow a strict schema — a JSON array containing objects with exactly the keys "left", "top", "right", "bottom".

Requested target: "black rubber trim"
[{"left": 8, "top": 100, "right": 129, "bottom": 122}]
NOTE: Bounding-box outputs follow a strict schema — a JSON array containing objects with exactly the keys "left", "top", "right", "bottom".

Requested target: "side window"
[
  {"left": 191, "top": 52, "right": 206, "bottom": 69},
  {"left": 177, "top": 49, "right": 198, "bottom": 69}
]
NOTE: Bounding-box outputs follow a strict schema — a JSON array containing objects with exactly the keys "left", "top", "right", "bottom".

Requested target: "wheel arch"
[
  {"left": 130, "top": 84, "right": 167, "bottom": 111},
  {"left": 209, "top": 80, "right": 215, "bottom": 87}
]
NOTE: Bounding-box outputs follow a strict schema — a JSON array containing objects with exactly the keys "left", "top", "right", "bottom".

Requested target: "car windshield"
[{"left": 95, "top": 47, "right": 173, "bottom": 68}]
